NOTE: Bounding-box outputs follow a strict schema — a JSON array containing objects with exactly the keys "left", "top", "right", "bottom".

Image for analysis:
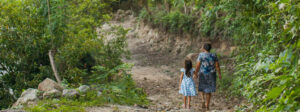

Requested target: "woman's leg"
[
  {"left": 184, "top": 96, "right": 187, "bottom": 108},
  {"left": 188, "top": 96, "right": 191, "bottom": 109},
  {"left": 199, "top": 92, "right": 205, "bottom": 108},
  {"left": 205, "top": 93, "right": 211, "bottom": 109},
  {"left": 201, "top": 92, "right": 205, "bottom": 101}
]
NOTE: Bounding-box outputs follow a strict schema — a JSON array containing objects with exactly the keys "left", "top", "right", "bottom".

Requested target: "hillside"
[{"left": 0, "top": 0, "right": 299, "bottom": 112}]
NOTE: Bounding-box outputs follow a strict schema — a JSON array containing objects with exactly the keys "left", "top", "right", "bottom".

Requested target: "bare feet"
[
  {"left": 202, "top": 102, "right": 206, "bottom": 108},
  {"left": 205, "top": 103, "right": 210, "bottom": 110},
  {"left": 182, "top": 104, "right": 187, "bottom": 109},
  {"left": 188, "top": 105, "right": 191, "bottom": 109}
]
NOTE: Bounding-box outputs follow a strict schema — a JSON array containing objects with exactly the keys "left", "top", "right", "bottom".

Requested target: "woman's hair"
[
  {"left": 203, "top": 43, "right": 212, "bottom": 52},
  {"left": 184, "top": 59, "right": 193, "bottom": 77}
]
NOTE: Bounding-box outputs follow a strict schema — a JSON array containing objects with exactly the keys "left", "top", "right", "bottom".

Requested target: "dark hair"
[
  {"left": 185, "top": 59, "right": 193, "bottom": 77},
  {"left": 203, "top": 43, "right": 212, "bottom": 52}
]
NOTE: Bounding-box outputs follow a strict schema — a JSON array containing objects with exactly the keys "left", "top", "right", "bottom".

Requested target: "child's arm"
[
  {"left": 194, "top": 61, "right": 201, "bottom": 78},
  {"left": 179, "top": 72, "right": 184, "bottom": 89}
]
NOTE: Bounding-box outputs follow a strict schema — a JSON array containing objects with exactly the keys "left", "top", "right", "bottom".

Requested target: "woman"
[{"left": 194, "top": 43, "right": 222, "bottom": 110}]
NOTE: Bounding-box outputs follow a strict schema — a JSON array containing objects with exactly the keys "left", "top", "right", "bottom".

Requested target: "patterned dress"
[
  {"left": 197, "top": 52, "right": 218, "bottom": 93},
  {"left": 179, "top": 68, "right": 197, "bottom": 96}
]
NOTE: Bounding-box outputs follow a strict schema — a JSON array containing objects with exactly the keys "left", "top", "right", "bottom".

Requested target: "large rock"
[
  {"left": 78, "top": 85, "right": 90, "bottom": 93},
  {"left": 43, "top": 89, "right": 62, "bottom": 99},
  {"left": 38, "top": 78, "right": 63, "bottom": 92},
  {"left": 13, "top": 88, "right": 38, "bottom": 107},
  {"left": 62, "top": 89, "right": 79, "bottom": 98}
]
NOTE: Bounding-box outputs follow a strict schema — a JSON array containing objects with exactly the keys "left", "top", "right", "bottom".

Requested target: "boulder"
[
  {"left": 78, "top": 85, "right": 90, "bottom": 93},
  {"left": 38, "top": 78, "right": 63, "bottom": 92},
  {"left": 13, "top": 88, "right": 38, "bottom": 107},
  {"left": 43, "top": 89, "right": 62, "bottom": 99},
  {"left": 62, "top": 89, "right": 79, "bottom": 98}
]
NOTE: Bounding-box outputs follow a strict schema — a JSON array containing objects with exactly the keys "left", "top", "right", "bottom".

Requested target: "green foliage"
[
  {"left": 137, "top": 0, "right": 300, "bottom": 111},
  {"left": 162, "top": 11, "right": 194, "bottom": 33},
  {"left": 56, "top": 25, "right": 129, "bottom": 87},
  {"left": 0, "top": 0, "right": 55, "bottom": 108},
  {"left": 90, "top": 63, "right": 149, "bottom": 105},
  {"left": 230, "top": 0, "right": 300, "bottom": 111},
  {"left": 139, "top": 9, "right": 194, "bottom": 34},
  {"left": 0, "top": 0, "right": 127, "bottom": 109},
  {"left": 89, "top": 64, "right": 133, "bottom": 84},
  {"left": 25, "top": 64, "right": 149, "bottom": 112},
  {"left": 25, "top": 98, "right": 88, "bottom": 112}
]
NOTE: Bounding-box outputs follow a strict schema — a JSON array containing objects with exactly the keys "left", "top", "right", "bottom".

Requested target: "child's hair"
[{"left": 184, "top": 59, "right": 193, "bottom": 77}]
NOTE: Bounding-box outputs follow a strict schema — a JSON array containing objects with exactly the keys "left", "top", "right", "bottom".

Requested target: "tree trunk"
[
  {"left": 164, "top": 0, "right": 170, "bottom": 12},
  {"left": 49, "top": 50, "right": 61, "bottom": 84},
  {"left": 184, "top": 1, "right": 187, "bottom": 14},
  {"left": 144, "top": 0, "right": 151, "bottom": 15}
]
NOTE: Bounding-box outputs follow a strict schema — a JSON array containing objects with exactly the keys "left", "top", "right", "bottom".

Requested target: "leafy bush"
[
  {"left": 137, "top": 0, "right": 300, "bottom": 111},
  {"left": 162, "top": 11, "right": 194, "bottom": 33},
  {"left": 138, "top": 8, "right": 151, "bottom": 22},
  {"left": 90, "top": 63, "right": 149, "bottom": 105},
  {"left": 25, "top": 64, "right": 149, "bottom": 112},
  {"left": 0, "top": 0, "right": 125, "bottom": 109},
  {"left": 230, "top": 0, "right": 300, "bottom": 111},
  {"left": 139, "top": 9, "right": 194, "bottom": 34}
]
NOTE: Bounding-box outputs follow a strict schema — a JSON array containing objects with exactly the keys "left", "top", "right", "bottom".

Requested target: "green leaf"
[{"left": 265, "top": 86, "right": 285, "bottom": 101}]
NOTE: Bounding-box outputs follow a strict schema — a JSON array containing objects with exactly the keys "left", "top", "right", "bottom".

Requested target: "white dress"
[{"left": 179, "top": 68, "right": 197, "bottom": 96}]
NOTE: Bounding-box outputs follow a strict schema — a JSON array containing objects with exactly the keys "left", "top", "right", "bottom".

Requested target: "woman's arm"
[
  {"left": 215, "top": 61, "right": 222, "bottom": 80},
  {"left": 179, "top": 72, "right": 184, "bottom": 89},
  {"left": 194, "top": 61, "right": 201, "bottom": 79}
]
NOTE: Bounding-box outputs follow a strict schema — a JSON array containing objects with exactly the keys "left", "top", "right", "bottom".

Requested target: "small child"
[{"left": 179, "top": 59, "right": 197, "bottom": 109}]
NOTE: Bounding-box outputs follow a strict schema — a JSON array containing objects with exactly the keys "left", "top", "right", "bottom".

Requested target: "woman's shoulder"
[
  {"left": 209, "top": 53, "right": 218, "bottom": 58},
  {"left": 210, "top": 53, "right": 217, "bottom": 56},
  {"left": 199, "top": 52, "right": 210, "bottom": 57}
]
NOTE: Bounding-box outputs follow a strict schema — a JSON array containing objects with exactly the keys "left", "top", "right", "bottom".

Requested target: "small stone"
[
  {"left": 12, "top": 88, "right": 38, "bottom": 107},
  {"left": 43, "top": 89, "right": 61, "bottom": 99},
  {"left": 38, "top": 78, "right": 63, "bottom": 92},
  {"left": 166, "top": 108, "right": 171, "bottom": 111},
  {"left": 78, "top": 85, "right": 90, "bottom": 93},
  {"left": 62, "top": 89, "right": 79, "bottom": 98},
  {"left": 157, "top": 108, "right": 162, "bottom": 111}
]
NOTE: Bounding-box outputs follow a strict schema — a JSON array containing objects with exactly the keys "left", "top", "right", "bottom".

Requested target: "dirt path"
[
  {"left": 87, "top": 10, "right": 240, "bottom": 112},
  {"left": 124, "top": 36, "right": 236, "bottom": 112}
]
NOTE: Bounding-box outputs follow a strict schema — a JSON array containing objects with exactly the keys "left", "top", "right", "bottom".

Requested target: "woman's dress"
[{"left": 197, "top": 52, "right": 218, "bottom": 93}]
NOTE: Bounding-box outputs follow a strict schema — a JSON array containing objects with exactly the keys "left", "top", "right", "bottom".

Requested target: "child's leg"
[
  {"left": 187, "top": 96, "right": 191, "bottom": 109},
  {"left": 184, "top": 96, "right": 187, "bottom": 108}
]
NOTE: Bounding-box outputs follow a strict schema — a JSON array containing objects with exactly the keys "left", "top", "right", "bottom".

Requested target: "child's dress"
[{"left": 179, "top": 68, "right": 197, "bottom": 96}]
